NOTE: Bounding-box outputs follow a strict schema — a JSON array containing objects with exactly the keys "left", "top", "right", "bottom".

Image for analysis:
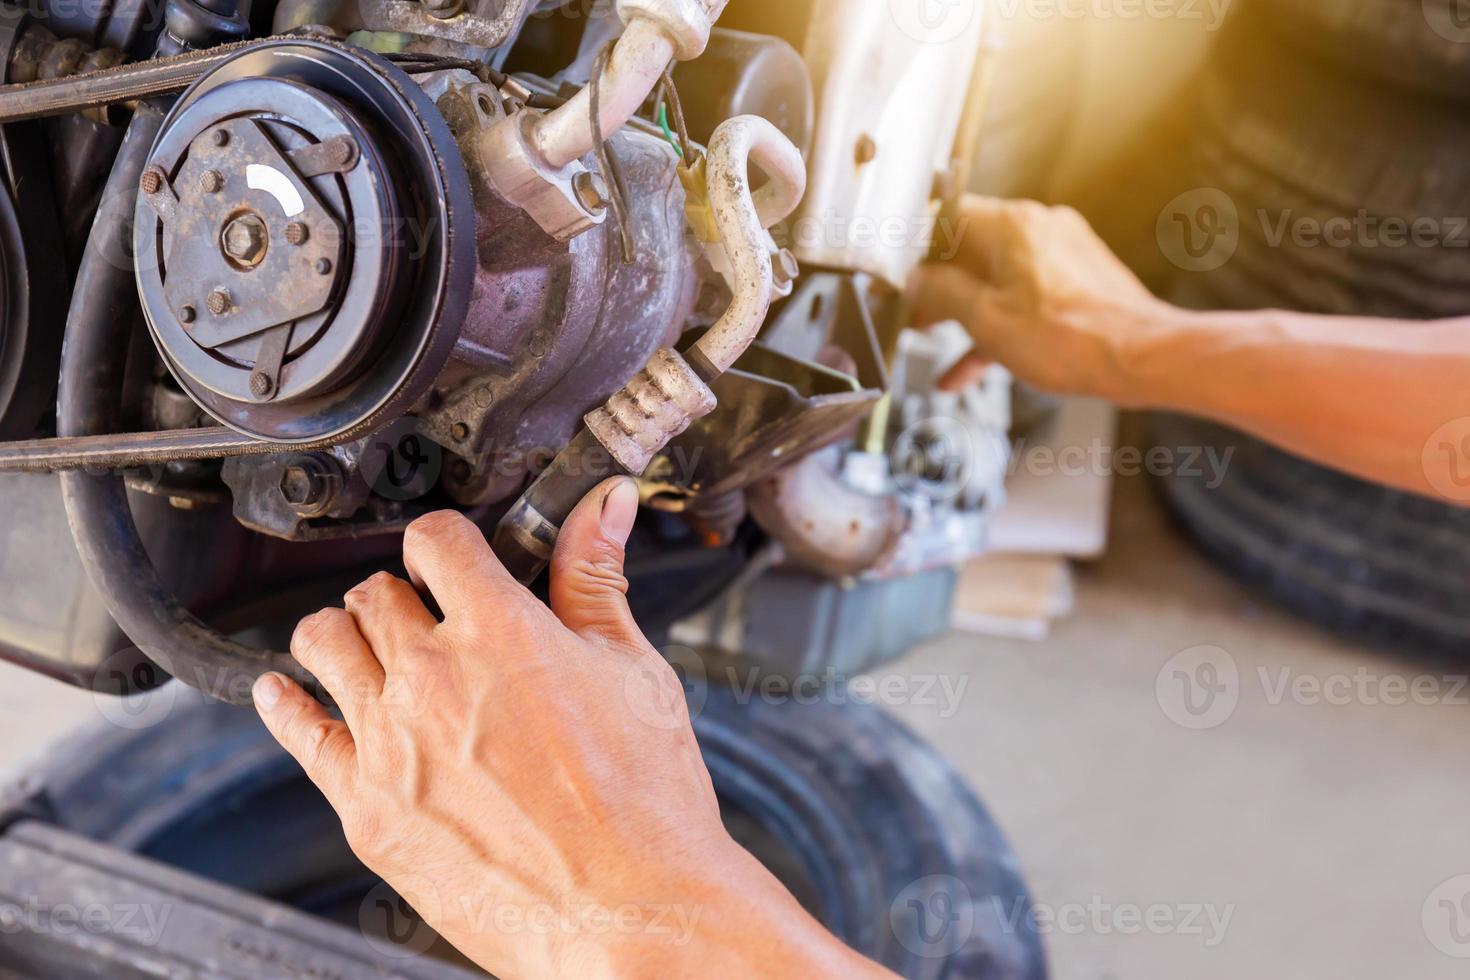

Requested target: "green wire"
[{"left": 658, "top": 103, "right": 684, "bottom": 159}]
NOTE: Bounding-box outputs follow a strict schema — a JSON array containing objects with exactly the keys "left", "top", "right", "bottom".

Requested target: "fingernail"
[
  {"left": 600, "top": 478, "right": 639, "bottom": 545},
  {"left": 254, "top": 672, "right": 285, "bottom": 709}
]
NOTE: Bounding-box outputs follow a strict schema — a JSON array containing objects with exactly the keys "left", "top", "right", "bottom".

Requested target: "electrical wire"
[
  {"left": 589, "top": 41, "right": 636, "bottom": 263},
  {"left": 657, "top": 66, "right": 694, "bottom": 162}
]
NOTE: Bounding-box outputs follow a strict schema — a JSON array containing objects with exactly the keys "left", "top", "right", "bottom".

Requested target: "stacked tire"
[
  {"left": 1153, "top": 2, "right": 1470, "bottom": 657},
  {"left": 22, "top": 685, "right": 1047, "bottom": 979}
]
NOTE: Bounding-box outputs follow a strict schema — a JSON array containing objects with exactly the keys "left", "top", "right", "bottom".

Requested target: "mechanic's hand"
[
  {"left": 911, "top": 194, "right": 1163, "bottom": 400},
  {"left": 251, "top": 480, "right": 890, "bottom": 979}
]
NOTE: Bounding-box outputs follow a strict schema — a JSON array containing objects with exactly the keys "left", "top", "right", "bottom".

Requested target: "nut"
[{"left": 221, "top": 213, "right": 269, "bottom": 267}]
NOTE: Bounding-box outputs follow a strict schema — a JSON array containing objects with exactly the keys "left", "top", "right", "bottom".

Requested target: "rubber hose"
[{"left": 57, "top": 103, "right": 320, "bottom": 706}]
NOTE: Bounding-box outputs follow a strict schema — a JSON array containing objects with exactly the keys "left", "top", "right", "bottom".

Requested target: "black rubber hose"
[{"left": 57, "top": 103, "right": 319, "bottom": 706}]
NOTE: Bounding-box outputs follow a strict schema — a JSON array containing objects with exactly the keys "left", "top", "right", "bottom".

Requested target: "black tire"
[
  {"left": 1152, "top": 415, "right": 1470, "bottom": 657},
  {"left": 1153, "top": 17, "right": 1470, "bottom": 657},
  {"left": 22, "top": 683, "right": 1046, "bottom": 980},
  {"left": 1258, "top": 0, "right": 1470, "bottom": 104},
  {"left": 1172, "top": 19, "right": 1470, "bottom": 319}
]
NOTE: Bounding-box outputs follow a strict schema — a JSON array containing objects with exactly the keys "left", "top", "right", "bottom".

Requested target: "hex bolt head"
[
  {"left": 284, "top": 221, "right": 309, "bottom": 245},
  {"left": 279, "top": 455, "right": 338, "bottom": 516},
  {"left": 199, "top": 169, "right": 224, "bottom": 193},
  {"left": 573, "top": 170, "right": 609, "bottom": 213},
  {"left": 206, "top": 288, "right": 231, "bottom": 316},
  {"left": 139, "top": 167, "right": 164, "bottom": 195},
  {"left": 221, "top": 213, "right": 269, "bottom": 267},
  {"left": 249, "top": 371, "right": 273, "bottom": 397}
]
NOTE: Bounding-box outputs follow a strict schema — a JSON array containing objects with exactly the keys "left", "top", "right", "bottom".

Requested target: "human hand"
[
  {"left": 251, "top": 479, "right": 891, "bottom": 979},
  {"left": 911, "top": 195, "right": 1164, "bottom": 401}
]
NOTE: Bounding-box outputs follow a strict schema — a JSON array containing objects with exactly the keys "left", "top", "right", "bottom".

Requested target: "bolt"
[
  {"left": 199, "top": 169, "right": 224, "bottom": 193},
  {"left": 854, "top": 133, "right": 878, "bottom": 165},
  {"left": 279, "top": 455, "right": 337, "bottom": 516},
  {"left": 249, "top": 371, "right": 273, "bottom": 398},
  {"left": 207, "top": 288, "right": 231, "bottom": 316},
  {"left": 221, "top": 213, "right": 268, "bottom": 267},
  {"left": 210, "top": 129, "right": 229, "bottom": 147},
  {"left": 139, "top": 167, "right": 164, "bottom": 195},
  {"left": 328, "top": 136, "right": 355, "bottom": 167},
  {"left": 773, "top": 248, "right": 800, "bottom": 287},
  {"left": 422, "top": 0, "right": 463, "bottom": 18},
  {"left": 573, "top": 170, "right": 609, "bottom": 213},
  {"left": 179, "top": 304, "right": 196, "bottom": 324},
  {"left": 284, "top": 221, "right": 309, "bottom": 245},
  {"left": 315, "top": 258, "right": 332, "bottom": 275},
  {"left": 450, "top": 421, "right": 470, "bottom": 442}
]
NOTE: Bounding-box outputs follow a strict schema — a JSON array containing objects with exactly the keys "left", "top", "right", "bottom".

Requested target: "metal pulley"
[{"left": 133, "top": 39, "right": 475, "bottom": 444}]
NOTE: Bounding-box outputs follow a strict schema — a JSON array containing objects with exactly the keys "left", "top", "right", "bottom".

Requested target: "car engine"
[{"left": 0, "top": 0, "right": 1001, "bottom": 702}]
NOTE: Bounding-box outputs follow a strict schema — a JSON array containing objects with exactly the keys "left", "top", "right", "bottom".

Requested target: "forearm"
[
  {"left": 1106, "top": 300, "right": 1469, "bottom": 502},
  {"left": 449, "top": 838, "right": 896, "bottom": 980}
]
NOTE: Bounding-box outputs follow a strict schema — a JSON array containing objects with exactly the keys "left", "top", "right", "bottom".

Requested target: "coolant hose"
[{"left": 58, "top": 103, "right": 319, "bottom": 706}]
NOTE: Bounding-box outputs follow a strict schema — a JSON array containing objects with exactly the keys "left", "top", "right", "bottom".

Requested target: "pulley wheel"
[{"left": 133, "top": 40, "right": 474, "bottom": 443}]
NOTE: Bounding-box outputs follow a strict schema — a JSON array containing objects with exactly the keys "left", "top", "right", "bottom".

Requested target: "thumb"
[{"left": 549, "top": 477, "right": 643, "bottom": 646}]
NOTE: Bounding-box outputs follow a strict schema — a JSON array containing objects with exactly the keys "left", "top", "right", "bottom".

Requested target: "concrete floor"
[
  {"left": 879, "top": 471, "right": 1470, "bottom": 980},
  {"left": 1, "top": 469, "right": 1467, "bottom": 978}
]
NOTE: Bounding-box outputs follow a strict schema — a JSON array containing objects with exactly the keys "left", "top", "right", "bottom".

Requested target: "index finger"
[
  {"left": 943, "top": 194, "right": 1037, "bottom": 281},
  {"left": 401, "top": 511, "right": 520, "bottom": 623}
]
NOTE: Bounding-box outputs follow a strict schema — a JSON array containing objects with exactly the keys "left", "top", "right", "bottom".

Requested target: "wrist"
[
  {"left": 1088, "top": 293, "right": 1198, "bottom": 408},
  {"left": 547, "top": 836, "right": 887, "bottom": 980}
]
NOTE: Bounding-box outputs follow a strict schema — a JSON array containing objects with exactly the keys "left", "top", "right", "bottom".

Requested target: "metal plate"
[{"left": 157, "top": 116, "right": 343, "bottom": 349}]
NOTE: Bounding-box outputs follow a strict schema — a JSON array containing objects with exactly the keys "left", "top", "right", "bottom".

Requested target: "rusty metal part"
[
  {"left": 658, "top": 342, "right": 882, "bottom": 500},
  {"left": 146, "top": 113, "right": 347, "bottom": 353},
  {"left": 134, "top": 40, "right": 475, "bottom": 445},
  {"left": 747, "top": 446, "right": 905, "bottom": 579},
  {"left": 0, "top": 427, "right": 352, "bottom": 474},
  {"left": 687, "top": 115, "right": 805, "bottom": 377},
  {"left": 355, "top": 0, "right": 531, "bottom": 47},
  {"left": 480, "top": 0, "right": 725, "bottom": 239},
  {"left": 585, "top": 347, "right": 716, "bottom": 475},
  {"left": 425, "top": 111, "right": 699, "bottom": 507}
]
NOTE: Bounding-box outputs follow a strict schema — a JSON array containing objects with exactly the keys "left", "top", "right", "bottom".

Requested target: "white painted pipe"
[{"left": 691, "top": 114, "right": 807, "bottom": 377}]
